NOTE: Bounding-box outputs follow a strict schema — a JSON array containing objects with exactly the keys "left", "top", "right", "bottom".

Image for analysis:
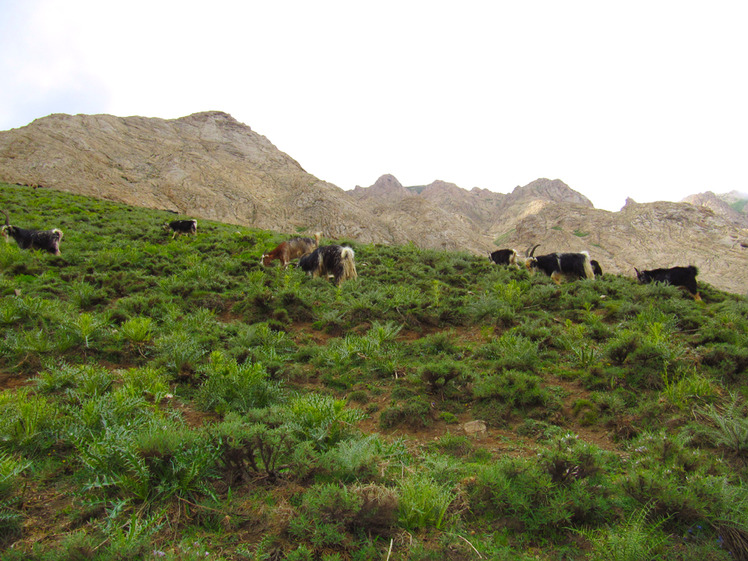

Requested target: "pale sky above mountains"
[{"left": 1, "top": 0, "right": 746, "bottom": 211}]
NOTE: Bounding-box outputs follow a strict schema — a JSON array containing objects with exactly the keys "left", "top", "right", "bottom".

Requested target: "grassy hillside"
[{"left": 1, "top": 183, "right": 747, "bottom": 560}]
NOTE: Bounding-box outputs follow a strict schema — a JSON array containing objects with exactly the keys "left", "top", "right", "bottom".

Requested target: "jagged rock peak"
[
  {"left": 421, "top": 180, "right": 462, "bottom": 194},
  {"left": 683, "top": 191, "right": 748, "bottom": 227},
  {"left": 683, "top": 191, "right": 721, "bottom": 204},
  {"left": 372, "top": 174, "right": 405, "bottom": 190},
  {"left": 350, "top": 174, "right": 411, "bottom": 201},
  {"left": 510, "top": 178, "right": 594, "bottom": 207},
  {"left": 181, "top": 110, "right": 236, "bottom": 121},
  {"left": 176, "top": 111, "right": 250, "bottom": 129}
]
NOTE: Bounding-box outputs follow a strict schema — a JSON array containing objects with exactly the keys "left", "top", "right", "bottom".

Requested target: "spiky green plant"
[
  {"left": 119, "top": 316, "right": 154, "bottom": 344},
  {"left": 0, "top": 452, "right": 29, "bottom": 536},
  {"left": 696, "top": 393, "right": 748, "bottom": 455},
  {"left": 398, "top": 472, "right": 455, "bottom": 530},
  {"left": 287, "top": 394, "right": 365, "bottom": 451},
  {"left": 579, "top": 504, "right": 671, "bottom": 561},
  {"left": 0, "top": 388, "right": 60, "bottom": 454},
  {"left": 195, "top": 351, "right": 283, "bottom": 414}
]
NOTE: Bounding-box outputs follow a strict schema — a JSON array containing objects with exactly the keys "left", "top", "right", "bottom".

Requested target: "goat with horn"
[{"left": 524, "top": 244, "right": 595, "bottom": 283}]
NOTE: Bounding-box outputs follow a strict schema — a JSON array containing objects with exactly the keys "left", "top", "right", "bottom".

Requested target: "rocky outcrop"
[
  {"left": 682, "top": 191, "right": 748, "bottom": 228},
  {"left": 0, "top": 111, "right": 393, "bottom": 243}
]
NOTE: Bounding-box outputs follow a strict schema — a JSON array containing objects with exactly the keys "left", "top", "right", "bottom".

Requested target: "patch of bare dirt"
[{"left": 0, "top": 369, "right": 33, "bottom": 391}]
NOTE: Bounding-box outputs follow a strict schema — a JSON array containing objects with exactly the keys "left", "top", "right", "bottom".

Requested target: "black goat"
[
  {"left": 298, "top": 245, "right": 357, "bottom": 285},
  {"left": 1, "top": 210, "right": 63, "bottom": 255},
  {"left": 164, "top": 219, "right": 197, "bottom": 239},
  {"left": 635, "top": 265, "right": 700, "bottom": 300},
  {"left": 524, "top": 245, "right": 594, "bottom": 283},
  {"left": 488, "top": 248, "right": 521, "bottom": 268}
]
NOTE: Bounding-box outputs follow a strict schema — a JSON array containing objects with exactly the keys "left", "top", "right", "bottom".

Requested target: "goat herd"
[
  {"left": 490, "top": 246, "right": 701, "bottom": 301},
  {"left": 1, "top": 211, "right": 700, "bottom": 299}
]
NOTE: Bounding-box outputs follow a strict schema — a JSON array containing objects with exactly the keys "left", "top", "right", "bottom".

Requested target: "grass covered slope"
[{"left": 1, "top": 183, "right": 747, "bottom": 560}]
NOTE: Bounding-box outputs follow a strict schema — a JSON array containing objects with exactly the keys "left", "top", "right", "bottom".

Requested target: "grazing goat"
[
  {"left": 635, "top": 265, "right": 701, "bottom": 300},
  {"left": 164, "top": 219, "right": 198, "bottom": 239},
  {"left": 298, "top": 245, "right": 357, "bottom": 285},
  {"left": 262, "top": 233, "right": 320, "bottom": 268},
  {"left": 591, "top": 260, "right": 603, "bottom": 277},
  {"left": 1, "top": 210, "right": 63, "bottom": 255},
  {"left": 488, "top": 248, "right": 521, "bottom": 268},
  {"left": 524, "top": 245, "right": 594, "bottom": 283}
]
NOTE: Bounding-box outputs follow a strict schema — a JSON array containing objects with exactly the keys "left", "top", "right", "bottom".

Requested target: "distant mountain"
[
  {"left": 682, "top": 191, "right": 748, "bottom": 228},
  {"left": 1, "top": 112, "right": 746, "bottom": 293},
  {"left": 0, "top": 111, "right": 393, "bottom": 243}
]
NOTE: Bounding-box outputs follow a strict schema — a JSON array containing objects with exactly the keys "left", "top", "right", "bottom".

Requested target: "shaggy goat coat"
[
  {"left": 1, "top": 210, "right": 63, "bottom": 255},
  {"left": 635, "top": 265, "right": 700, "bottom": 300},
  {"left": 298, "top": 245, "right": 357, "bottom": 285}
]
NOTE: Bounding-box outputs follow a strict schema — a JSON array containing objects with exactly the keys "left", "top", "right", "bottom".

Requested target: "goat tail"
[
  {"left": 52, "top": 228, "right": 64, "bottom": 241},
  {"left": 340, "top": 247, "right": 358, "bottom": 281},
  {"left": 314, "top": 232, "right": 321, "bottom": 247}
]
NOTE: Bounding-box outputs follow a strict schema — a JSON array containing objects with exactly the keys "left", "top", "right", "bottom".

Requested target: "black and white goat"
[
  {"left": 164, "top": 219, "right": 197, "bottom": 239},
  {"left": 1, "top": 210, "right": 63, "bottom": 255},
  {"left": 635, "top": 265, "right": 701, "bottom": 300},
  {"left": 298, "top": 245, "right": 357, "bottom": 285},
  {"left": 488, "top": 248, "right": 521, "bottom": 268},
  {"left": 524, "top": 245, "right": 595, "bottom": 283}
]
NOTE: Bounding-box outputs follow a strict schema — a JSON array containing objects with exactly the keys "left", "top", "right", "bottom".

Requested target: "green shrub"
[
  {"left": 379, "top": 396, "right": 432, "bottom": 430},
  {"left": 398, "top": 472, "right": 455, "bottom": 530},
  {"left": 0, "top": 452, "right": 29, "bottom": 538},
  {"left": 0, "top": 388, "right": 60, "bottom": 454},
  {"left": 195, "top": 351, "right": 284, "bottom": 414},
  {"left": 154, "top": 330, "right": 206, "bottom": 377},
  {"left": 475, "top": 331, "right": 541, "bottom": 371},
  {"left": 469, "top": 456, "right": 561, "bottom": 532},
  {"left": 473, "top": 369, "right": 552, "bottom": 408},
  {"left": 288, "top": 394, "right": 365, "bottom": 451},
  {"left": 288, "top": 483, "right": 363, "bottom": 547},
  {"left": 579, "top": 505, "right": 671, "bottom": 561},
  {"left": 211, "top": 413, "right": 297, "bottom": 483},
  {"left": 419, "top": 359, "right": 469, "bottom": 394},
  {"left": 694, "top": 394, "right": 748, "bottom": 456},
  {"left": 119, "top": 316, "right": 154, "bottom": 344}
]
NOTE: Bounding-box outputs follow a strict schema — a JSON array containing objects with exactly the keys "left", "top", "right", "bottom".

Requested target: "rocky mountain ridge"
[{"left": 0, "top": 111, "right": 746, "bottom": 294}]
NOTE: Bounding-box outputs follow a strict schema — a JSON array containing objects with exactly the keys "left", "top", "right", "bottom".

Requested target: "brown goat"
[{"left": 261, "top": 232, "right": 320, "bottom": 267}]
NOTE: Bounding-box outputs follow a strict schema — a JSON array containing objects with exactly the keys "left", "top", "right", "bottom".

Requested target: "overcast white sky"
[{"left": 1, "top": 0, "right": 746, "bottom": 211}]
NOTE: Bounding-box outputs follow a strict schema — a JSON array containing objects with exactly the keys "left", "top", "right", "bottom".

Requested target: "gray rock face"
[{"left": 1, "top": 112, "right": 746, "bottom": 293}]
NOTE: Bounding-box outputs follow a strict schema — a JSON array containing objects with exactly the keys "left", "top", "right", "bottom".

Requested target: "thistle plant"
[
  {"left": 66, "top": 312, "right": 110, "bottom": 349},
  {"left": 196, "top": 351, "right": 283, "bottom": 413},
  {"left": 0, "top": 452, "right": 29, "bottom": 535},
  {"left": 119, "top": 316, "right": 154, "bottom": 344},
  {"left": 0, "top": 388, "right": 60, "bottom": 454},
  {"left": 398, "top": 472, "right": 455, "bottom": 530},
  {"left": 69, "top": 280, "right": 98, "bottom": 309},
  {"left": 0, "top": 297, "right": 23, "bottom": 326},
  {"left": 154, "top": 330, "right": 206, "bottom": 376},
  {"left": 660, "top": 367, "right": 717, "bottom": 410},
  {"left": 287, "top": 394, "right": 365, "bottom": 451},
  {"left": 119, "top": 366, "right": 170, "bottom": 402},
  {"left": 579, "top": 504, "right": 671, "bottom": 561},
  {"left": 696, "top": 393, "right": 748, "bottom": 455}
]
